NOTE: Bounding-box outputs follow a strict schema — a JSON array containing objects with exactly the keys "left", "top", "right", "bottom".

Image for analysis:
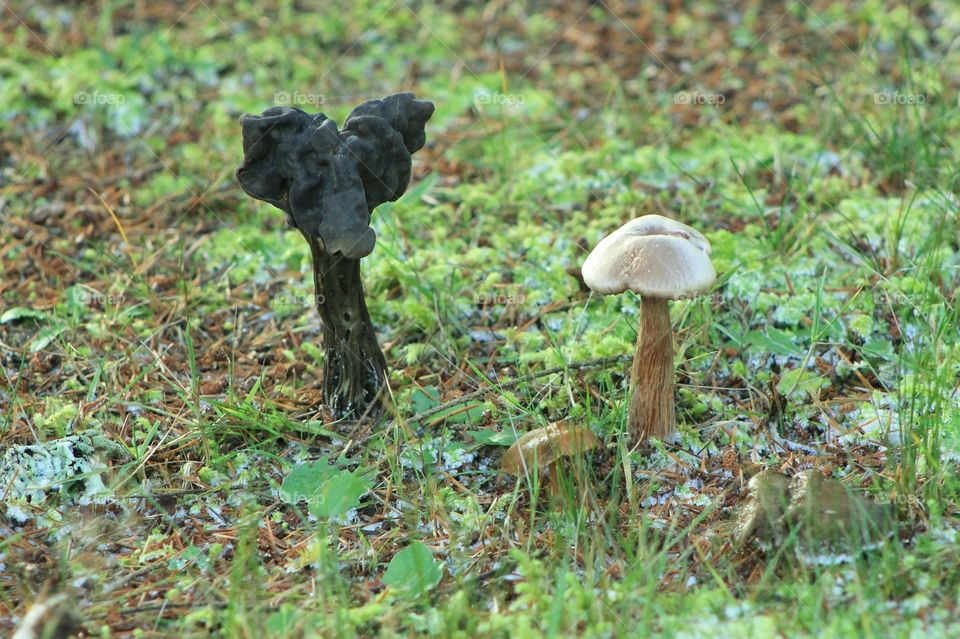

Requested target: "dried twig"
[
  {"left": 12, "top": 593, "right": 77, "bottom": 639},
  {"left": 328, "top": 355, "right": 632, "bottom": 452},
  {"left": 402, "top": 354, "right": 632, "bottom": 425}
]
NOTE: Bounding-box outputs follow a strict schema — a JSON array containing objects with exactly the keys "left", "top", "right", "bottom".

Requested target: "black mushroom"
[{"left": 236, "top": 93, "right": 434, "bottom": 420}]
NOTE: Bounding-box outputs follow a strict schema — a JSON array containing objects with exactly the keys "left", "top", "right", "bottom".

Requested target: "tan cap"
[
  {"left": 581, "top": 215, "right": 715, "bottom": 298},
  {"left": 500, "top": 421, "right": 600, "bottom": 475}
]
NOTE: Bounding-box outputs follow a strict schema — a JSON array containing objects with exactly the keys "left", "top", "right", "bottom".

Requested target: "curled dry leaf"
[
  {"left": 784, "top": 470, "right": 894, "bottom": 546},
  {"left": 735, "top": 469, "right": 895, "bottom": 553},
  {"left": 734, "top": 470, "right": 792, "bottom": 548},
  {"left": 500, "top": 421, "right": 600, "bottom": 476}
]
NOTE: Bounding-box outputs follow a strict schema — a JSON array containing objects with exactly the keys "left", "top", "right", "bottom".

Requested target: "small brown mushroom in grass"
[
  {"left": 581, "top": 215, "right": 715, "bottom": 445},
  {"left": 501, "top": 422, "right": 600, "bottom": 495}
]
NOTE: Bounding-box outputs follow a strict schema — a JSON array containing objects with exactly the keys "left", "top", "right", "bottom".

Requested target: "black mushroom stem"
[
  {"left": 305, "top": 235, "right": 387, "bottom": 418},
  {"left": 236, "top": 93, "right": 434, "bottom": 421}
]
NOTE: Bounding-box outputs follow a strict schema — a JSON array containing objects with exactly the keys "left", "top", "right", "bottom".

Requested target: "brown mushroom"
[
  {"left": 581, "top": 215, "right": 716, "bottom": 444},
  {"left": 501, "top": 422, "right": 600, "bottom": 494}
]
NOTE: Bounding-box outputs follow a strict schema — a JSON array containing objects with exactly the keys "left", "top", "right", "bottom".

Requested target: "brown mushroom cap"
[
  {"left": 581, "top": 215, "right": 716, "bottom": 299},
  {"left": 501, "top": 422, "right": 600, "bottom": 475}
]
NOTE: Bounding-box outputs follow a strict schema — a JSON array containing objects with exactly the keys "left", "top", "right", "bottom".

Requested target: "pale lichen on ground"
[{"left": 0, "top": 431, "right": 125, "bottom": 526}]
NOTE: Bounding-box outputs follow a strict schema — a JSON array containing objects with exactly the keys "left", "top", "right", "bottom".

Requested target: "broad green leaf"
[
  {"left": 280, "top": 459, "right": 336, "bottom": 505},
  {"left": 0, "top": 307, "right": 46, "bottom": 324},
  {"left": 29, "top": 325, "right": 67, "bottom": 352},
  {"left": 265, "top": 604, "right": 322, "bottom": 635},
  {"left": 777, "top": 368, "right": 829, "bottom": 399},
  {"left": 280, "top": 458, "right": 372, "bottom": 519},
  {"left": 861, "top": 339, "right": 895, "bottom": 362},
  {"left": 409, "top": 386, "right": 440, "bottom": 413},
  {"left": 382, "top": 541, "right": 443, "bottom": 596},
  {"left": 467, "top": 428, "right": 520, "bottom": 446},
  {"left": 309, "top": 470, "right": 372, "bottom": 518},
  {"left": 265, "top": 605, "right": 298, "bottom": 634},
  {"left": 746, "top": 328, "right": 801, "bottom": 357},
  {"left": 434, "top": 402, "right": 487, "bottom": 425}
]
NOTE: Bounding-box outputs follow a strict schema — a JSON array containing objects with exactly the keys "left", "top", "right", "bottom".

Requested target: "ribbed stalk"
[
  {"left": 628, "top": 297, "right": 676, "bottom": 443},
  {"left": 305, "top": 234, "right": 387, "bottom": 421}
]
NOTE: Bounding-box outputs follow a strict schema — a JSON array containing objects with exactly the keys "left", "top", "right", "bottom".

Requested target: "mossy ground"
[{"left": 1, "top": 1, "right": 958, "bottom": 637}]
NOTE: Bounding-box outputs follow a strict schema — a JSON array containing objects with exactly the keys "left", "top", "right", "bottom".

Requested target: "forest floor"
[{"left": 1, "top": 1, "right": 959, "bottom": 637}]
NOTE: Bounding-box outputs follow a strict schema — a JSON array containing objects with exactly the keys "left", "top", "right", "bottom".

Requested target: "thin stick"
[
  {"left": 330, "top": 354, "right": 631, "bottom": 452},
  {"left": 405, "top": 354, "right": 632, "bottom": 425},
  {"left": 88, "top": 187, "right": 138, "bottom": 268}
]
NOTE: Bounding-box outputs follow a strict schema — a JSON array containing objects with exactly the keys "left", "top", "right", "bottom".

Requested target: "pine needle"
[{"left": 89, "top": 187, "right": 138, "bottom": 267}]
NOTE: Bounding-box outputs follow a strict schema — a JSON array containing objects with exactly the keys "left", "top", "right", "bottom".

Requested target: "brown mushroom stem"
[
  {"left": 306, "top": 235, "right": 387, "bottom": 420},
  {"left": 629, "top": 297, "right": 676, "bottom": 443}
]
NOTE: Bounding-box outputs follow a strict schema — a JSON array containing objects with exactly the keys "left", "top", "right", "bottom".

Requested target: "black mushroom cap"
[{"left": 236, "top": 92, "right": 435, "bottom": 259}]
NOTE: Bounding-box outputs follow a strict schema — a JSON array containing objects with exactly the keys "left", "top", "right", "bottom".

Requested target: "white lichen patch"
[
  {"left": 440, "top": 445, "right": 475, "bottom": 471},
  {"left": 0, "top": 432, "right": 125, "bottom": 526},
  {"left": 841, "top": 392, "right": 901, "bottom": 446}
]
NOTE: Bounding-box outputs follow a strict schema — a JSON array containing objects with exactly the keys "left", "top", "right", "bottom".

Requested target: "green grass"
[{"left": 1, "top": 1, "right": 959, "bottom": 637}]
